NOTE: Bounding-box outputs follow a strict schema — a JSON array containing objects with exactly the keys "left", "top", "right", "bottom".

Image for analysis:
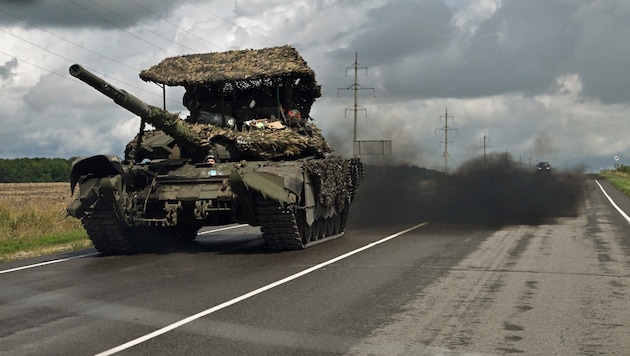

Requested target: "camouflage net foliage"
[
  {"left": 139, "top": 45, "right": 315, "bottom": 87},
  {"left": 138, "top": 106, "right": 332, "bottom": 160},
  {"left": 194, "top": 123, "right": 332, "bottom": 159},
  {"left": 303, "top": 156, "right": 349, "bottom": 210},
  {"left": 133, "top": 46, "right": 333, "bottom": 161}
]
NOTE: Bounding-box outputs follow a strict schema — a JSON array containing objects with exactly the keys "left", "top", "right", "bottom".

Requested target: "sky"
[{"left": 1, "top": 0, "right": 629, "bottom": 173}]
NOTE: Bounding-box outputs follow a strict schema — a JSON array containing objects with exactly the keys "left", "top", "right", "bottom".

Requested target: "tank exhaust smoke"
[{"left": 349, "top": 155, "right": 586, "bottom": 227}]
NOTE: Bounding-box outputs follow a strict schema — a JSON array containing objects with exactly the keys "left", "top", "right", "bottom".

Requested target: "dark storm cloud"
[
  {"left": 364, "top": 0, "right": 577, "bottom": 100},
  {"left": 0, "top": 0, "right": 187, "bottom": 29},
  {"left": 0, "top": 57, "right": 18, "bottom": 80},
  {"left": 572, "top": 1, "right": 630, "bottom": 104},
  {"left": 345, "top": 0, "right": 453, "bottom": 66},
  {"left": 453, "top": 0, "right": 577, "bottom": 96},
  {"left": 329, "top": 0, "right": 628, "bottom": 106}
]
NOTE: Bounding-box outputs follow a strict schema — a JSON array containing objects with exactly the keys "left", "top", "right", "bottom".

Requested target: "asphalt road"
[{"left": 1, "top": 175, "right": 629, "bottom": 355}]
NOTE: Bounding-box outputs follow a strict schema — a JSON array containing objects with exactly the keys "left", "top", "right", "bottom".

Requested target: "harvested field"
[
  {"left": 0, "top": 183, "right": 90, "bottom": 262},
  {"left": 0, "top": 182, "right": 74, "bottom": 207}
]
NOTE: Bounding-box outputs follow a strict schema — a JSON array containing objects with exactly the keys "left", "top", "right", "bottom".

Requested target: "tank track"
[
  {"left": 254, "top": 198, "right": 348, "bottom": 251},
  {"left": 81, "top": 200, "right": 135, "bottom": 255},
  {"left": 254, "top": 158, "right": 360, "bottom": 251}
]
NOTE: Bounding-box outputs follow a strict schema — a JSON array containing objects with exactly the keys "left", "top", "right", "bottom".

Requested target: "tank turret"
[{"left": 69, "top": 63, "right": 332, "bottom": 162}]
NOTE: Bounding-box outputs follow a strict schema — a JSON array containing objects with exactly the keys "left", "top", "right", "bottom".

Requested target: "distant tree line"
[
  {"left": 0, "top": 158, "right": 75, "bottom": 182},
  {"left": 618, "top": 165, "right": 630, "bottom": 174}
]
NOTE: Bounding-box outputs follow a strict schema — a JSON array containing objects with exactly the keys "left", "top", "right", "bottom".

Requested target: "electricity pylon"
[{"left": 435, "top": 107, "right": 457, "bottom": 175}]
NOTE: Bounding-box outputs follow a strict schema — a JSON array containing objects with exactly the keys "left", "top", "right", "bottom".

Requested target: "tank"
[{"left": 66, "top": 46, "right": 363, "bottom": 254}]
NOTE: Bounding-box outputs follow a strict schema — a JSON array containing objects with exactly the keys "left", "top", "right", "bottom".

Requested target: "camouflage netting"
[
  {"left": 140, "top": 45, "right": 322, "bottom": 127},
  {"left": 303, "top": 156, "right": 349, "bottom": 210},
  {"left": 139, "top": 45, "right": 316, "bottom": 88},
  {"left": 134, "top": 106, "right": 332, "bottom": 160},
  {"left": 131, "top": 46, "right": 333, "bottom": 161},
  {"left": 193, "top": 122, "right": 332, "bottom": 159}
]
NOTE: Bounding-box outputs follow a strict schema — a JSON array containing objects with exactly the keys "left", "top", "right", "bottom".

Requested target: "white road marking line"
[
  {"left": 95, "top": 221, "right": 430, "bottom": 356},
  {"left": 0, "top": 253, "right": 99, "bottom": 274},
  {"left": 197, "top": 224, "right": 250, "bottom": 235},
  {"left": 595, "top": 180, "right": 630, "bottom": 223}
]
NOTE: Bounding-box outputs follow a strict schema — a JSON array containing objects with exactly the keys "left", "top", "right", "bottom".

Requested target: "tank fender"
[
  {"left": 67, "top": 155, "right": 125, "bottom": 219},
  {"left": 66, "top": 175, "right": 123, "bottom": 218},
  {"left": 70, "top": 155, "right": 124, "bottom": 195},
  {"left": 231, "top": 171, "right": 297, "bottom": 207}
]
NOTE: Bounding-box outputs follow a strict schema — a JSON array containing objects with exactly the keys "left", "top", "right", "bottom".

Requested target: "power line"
[
  {"left": 0, "top": 8, "right": 140, "bottom": 72},
  {"left": 0, "top": 32, "right": 168, "bottom": 104},
  {"left": 0, "top": 1, "right": 290, "bottom": 110},
  {"left": 129, "top": 0, "right": 224, "bottom": 51},
  {"left": 0, "top": 50, "right": 67, "bottom": 81},
  {"left": 183, "top": 0, "right": 282, "bottom": 47},
  {"left": 67, "top": 0, "right": 180, "bottom": 56},
  {"left": 0, "top": 50, "right": 177, "bottom": 106},
  {"left": 0, "top": 7, "right": 185, "bottom": 104},
  {"left": 84, "top": 0, "right": 203, "bottom": 53}
]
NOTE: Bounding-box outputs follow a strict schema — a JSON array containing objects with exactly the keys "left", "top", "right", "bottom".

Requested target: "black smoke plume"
[{"left": 349, "top": 155, "right": 586, "bottom": 227}]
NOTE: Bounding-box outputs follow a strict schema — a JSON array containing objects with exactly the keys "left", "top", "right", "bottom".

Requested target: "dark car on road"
[{"left": 537, "top": 161, "right": 551, "bottom": 173}]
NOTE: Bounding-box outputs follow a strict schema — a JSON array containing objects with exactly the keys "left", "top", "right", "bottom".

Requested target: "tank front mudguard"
[{"left": 66, "top": 155, "right": 126, "bottom": 219}]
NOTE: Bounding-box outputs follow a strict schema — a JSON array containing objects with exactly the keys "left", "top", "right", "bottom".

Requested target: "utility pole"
[
  {"left": 338, "top": 52, "right": 374, "bottom": 143},
  {"left": 436, "top": 107, "right": 457, "bottom": 175},
  {"left": 480, "top": 131, "right": 491, "bottom": 169}
]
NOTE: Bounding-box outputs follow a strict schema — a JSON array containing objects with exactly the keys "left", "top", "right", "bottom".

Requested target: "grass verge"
[{"left": 599, "top": 170, "right": 630, "bottom": 196}]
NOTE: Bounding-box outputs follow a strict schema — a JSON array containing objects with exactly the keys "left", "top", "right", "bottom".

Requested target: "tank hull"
[{"left": 67, "top": 155, "right": 362, "bottom": 254}]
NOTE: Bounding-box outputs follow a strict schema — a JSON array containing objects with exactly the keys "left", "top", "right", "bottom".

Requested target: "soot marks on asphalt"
[{"left": 349, "top": 157, "right": 586, "bottom": 227}]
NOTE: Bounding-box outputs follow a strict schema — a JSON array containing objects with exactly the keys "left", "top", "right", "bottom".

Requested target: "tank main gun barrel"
[
  {"left": 69, "top": 64, "right": 203, "bottom": 151},
  {"left": 69, "top": 64, "right": 152, "bottom": 118}
]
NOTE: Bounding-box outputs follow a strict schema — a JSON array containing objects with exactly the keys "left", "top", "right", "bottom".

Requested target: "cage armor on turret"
[{"left": 66, "top": 46, "right": 363, "bottom": 254}]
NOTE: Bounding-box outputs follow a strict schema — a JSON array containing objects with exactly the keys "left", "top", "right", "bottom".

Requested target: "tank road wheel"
[
  {"left": 325, "top": 216, "right": 335, "bottom": 236},
  {"left": 254, "top": 197, "right": 346, "bottom": 251},
  {"left": 297, "top": 210, "right": 313, "bottom": 246},
  {"left": 339, "top": 205, "right": 350, "bottom": 233},
  {"left": 81, "top": 200, "right": 135, "bottom": 255},
  {"left": 318, "top": 218, "right": 328, "bottom": 240},
  {"left": 332, "top": 213, "right": 342, "bottom": 235},
  {"left": 311, "top": 218, "right": 322, "bottom": 241}
]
